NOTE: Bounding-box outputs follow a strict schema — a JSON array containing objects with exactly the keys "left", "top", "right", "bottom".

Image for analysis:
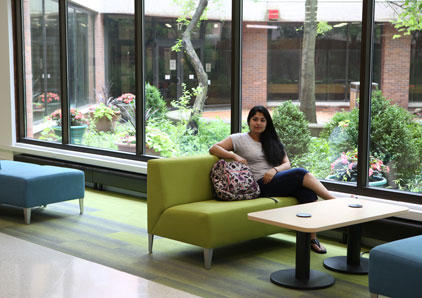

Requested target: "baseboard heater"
[{"left": 13, "top": 153, "right": 147, "bottom": 195}]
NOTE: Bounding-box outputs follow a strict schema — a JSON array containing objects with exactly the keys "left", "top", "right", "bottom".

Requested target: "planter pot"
[
  {"left": 94, "top": 114, "right": 119, "bottom": 132},
  {"left": 115, "top": 142, "right": 136, "bottom": 153},
  {"left": 115, "top": 143, "right": 159, "bottom": 155},
  {"left": 326, "top": 175, "right": 387, "bottom": 187},
  {"left": 52, "top": 125, "right": 87, "bottom": 144}
]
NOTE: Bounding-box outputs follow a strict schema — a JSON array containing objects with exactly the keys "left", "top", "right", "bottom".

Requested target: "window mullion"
[
  {"left": 357, "top": 0, "right": 375, "bottom": 188},
  {"left": 231, "top": 0, "right": 242, "bottom": 133},
  {"left": 59, "top": 0, "right": 70, "bottom": 144}
]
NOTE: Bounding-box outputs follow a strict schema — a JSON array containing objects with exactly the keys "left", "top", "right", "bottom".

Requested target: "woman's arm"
[
  {"left": 262, "top": 152, "right": 291, "bottom": 184},
  {"left": 274, "top": 153, "right": 291, "bottom": 172},
  {"left": 209, "top": 137, "right": 247, "bottom": 164}
]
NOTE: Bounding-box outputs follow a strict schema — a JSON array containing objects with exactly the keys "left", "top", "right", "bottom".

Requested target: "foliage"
[
  {"left": 47, "top": 108, "right": 89, "bottom": 126},
  {"left": 171, "top": 0, "right": 210, "bottom": 52},
  {"left": 329, "top": 149, "right": 390, "bottom": 182},
  {"left": 272, "top": 101, "right": 311, "bottom": 159},
  {"left": 91, "top": 103, "right": 120, "bottom": 122},
  {"left": 317, "top": 21, "right": 333, "bottom": 36},
  {"left": 82, "top": 124, "right": 126, "bottom": 149},
  {"left": 390, "top": 0, "right": 422, "bottom": 39},
  {"left": 321, "top": 90, "right": 422, "bottom": 181},
  {"left": 291, "top": 137, "right": 332, "bottom": 179},
  {"left": 395, "top": 174, "right": 422, "bottom": 193},
  {"left": 33, "top": 102, "right": 44, "bottom": 109},
  {"left": 39, "top": 127, "right": 60, "bottom": 142},
  {"left": 145, "top": 82, "right": 168, "bottom": 118}
]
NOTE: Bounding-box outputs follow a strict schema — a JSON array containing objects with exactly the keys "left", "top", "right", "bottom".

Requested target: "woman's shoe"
[{"left": 310, "top": 239, "right": 327, "bottom": 254}]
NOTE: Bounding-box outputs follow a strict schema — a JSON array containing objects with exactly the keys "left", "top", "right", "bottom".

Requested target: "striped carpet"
[{"left": 0, "top": 189, "right": 370, "bottom": 297}]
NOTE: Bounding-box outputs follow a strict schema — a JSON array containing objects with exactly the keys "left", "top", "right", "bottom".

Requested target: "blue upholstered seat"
[
  {"left": 0, "top": 160, "right": 85, "bottom": 224},
  {"left": 369, "top": 235, "right": 422, "bottom": 298}
]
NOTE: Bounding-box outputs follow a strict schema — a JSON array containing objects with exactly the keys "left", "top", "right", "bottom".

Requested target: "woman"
[{"left": 209, "top": 105, "right": 336, "bottom": 254}]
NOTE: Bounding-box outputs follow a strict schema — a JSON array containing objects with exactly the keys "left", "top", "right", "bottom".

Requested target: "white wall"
[
  {"left": 0, "top": 0, "right": 15, "bottom": 160},
  {"left": 70, "top": 0, "right": 398, "bottom": 22}
]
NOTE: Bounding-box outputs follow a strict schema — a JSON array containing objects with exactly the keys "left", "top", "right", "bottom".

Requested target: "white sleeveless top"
[{"left": 230, "top": 132, "right": 272, "bottom": 181}]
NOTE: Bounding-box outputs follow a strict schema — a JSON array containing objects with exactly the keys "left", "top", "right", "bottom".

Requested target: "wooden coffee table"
[{"left": 248, "top": 198, "right": 408, "bottom": 290}]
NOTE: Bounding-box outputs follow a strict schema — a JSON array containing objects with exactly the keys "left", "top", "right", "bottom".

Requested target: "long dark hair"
[{"left": 247, "top": 105, "right": 285, "bottom": 166}]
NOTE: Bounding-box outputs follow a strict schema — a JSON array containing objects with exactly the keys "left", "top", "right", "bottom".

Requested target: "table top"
[{"left": 248, "top": 198, "right": 409, "bottom": 233}]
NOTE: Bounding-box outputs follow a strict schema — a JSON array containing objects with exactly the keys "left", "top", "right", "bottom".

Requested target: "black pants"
[{"left": 257, "top": 168, "right": 318, "bottom": 204}]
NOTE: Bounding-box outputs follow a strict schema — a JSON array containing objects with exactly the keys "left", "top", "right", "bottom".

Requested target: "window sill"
[
  {"left": 333, "top": 192, "right": 422, "bottom": 222},
  {"left": 1, "top": 143, "right": 147, "bottom": 175}
]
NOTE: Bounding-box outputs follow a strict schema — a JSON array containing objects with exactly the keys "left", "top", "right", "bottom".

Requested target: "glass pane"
[
  {"left": 242, "top": 1, "right": 364, "bottom": 183},
  {"left": 370, "top": 2, "right": 422, "bottom": 193},
  {"left": 144, "top": 1, "right": 232, "bottom": 157},
  {"left": 23, "top": 0, "right": 61, "bottom": 143},
  {"left": 66, "top": 2, "right": 135, "bottom": 149}
]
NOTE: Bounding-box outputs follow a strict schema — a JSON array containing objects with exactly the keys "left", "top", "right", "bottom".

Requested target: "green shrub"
[
  {"left": 272, "top": 101, "right": 311, "bottom": 159},
  {"left": 322, "top": 90, "right": 422, "bottom": 180},
  {"left": 145, "top": 82, "right": 167, "bottom": 118},
  {"left": 291, "top": 137, "right": 332, "bottom": 179},
  {"left": 146, "top": 115, "right": 231, "bottom": 157}
]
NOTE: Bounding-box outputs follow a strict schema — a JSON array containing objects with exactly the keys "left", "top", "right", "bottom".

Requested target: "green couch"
[{"left": 147, "top": 154, "right": 299, "bottom": 269}]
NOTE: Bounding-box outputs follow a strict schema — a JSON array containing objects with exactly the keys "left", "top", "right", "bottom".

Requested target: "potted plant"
[
  {"left": 115, "top": 129, "right": 136, "bottom": 152},
  {"left": 90, "top": 103, "right": 121, "bottom": 132},
  {"left": 32, "top": 102, "right": 44, "bottom": 110},
  {"left": 38, "top": 92, "right": 61, "bottom": 113},
  {"left": 327, "top": 149, "right": 390, "bottom": 186},
  {"left": 48, "top": 108, "right": 89, "bottom": 144}
]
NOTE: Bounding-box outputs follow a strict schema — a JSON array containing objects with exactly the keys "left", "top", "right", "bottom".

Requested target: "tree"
[
  {"left": 172, "top": 0, "right": 210, "bottom": 129},
  {"left": 388, "top": 0, "right": 422, "bottom": 39},
  {"left": 299, "top": 0, "right": 318, "bottom": 123}
]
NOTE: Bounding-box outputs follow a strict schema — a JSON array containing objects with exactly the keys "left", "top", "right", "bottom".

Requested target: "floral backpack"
[{"left": 210, "top": 159, "right": 260, "bottom": 201}]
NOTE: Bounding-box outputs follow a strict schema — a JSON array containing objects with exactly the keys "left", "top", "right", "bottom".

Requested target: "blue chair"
[{"left": 369, "top": 235, "right": 422, "bottom": 298}]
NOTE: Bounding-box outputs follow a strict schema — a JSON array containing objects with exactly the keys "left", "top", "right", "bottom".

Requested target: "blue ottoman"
[
  {"left": 0, "top": 160, "right": 85, "bottom": 224},
  {"left": 369, "top": 235, "right": 422, "bottom": 298}
]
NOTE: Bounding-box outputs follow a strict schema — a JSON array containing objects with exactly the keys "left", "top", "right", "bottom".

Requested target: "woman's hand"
[
  {"left": 233, "top": 154, "right": 247, "bottom": 165},
  {"left": 262, "top": 168, "right": 278, "bottom": 184}
]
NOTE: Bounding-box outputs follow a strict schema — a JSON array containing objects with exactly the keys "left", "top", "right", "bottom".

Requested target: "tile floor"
[{"left": 0, "top": 232, "right": 197, "bottom": 298}]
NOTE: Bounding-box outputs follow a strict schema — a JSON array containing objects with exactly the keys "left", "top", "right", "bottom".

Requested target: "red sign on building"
[{"left": 268, "top": 9, "right": 279, "bottom": 21}]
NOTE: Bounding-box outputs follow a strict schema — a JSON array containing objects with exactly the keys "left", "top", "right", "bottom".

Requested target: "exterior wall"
[
  {"left": 94, "top": 13, "right": 106, "bottom": 101},
  {"left": 242, "top": 23, "right": 268, "bottom": 109},
  {"left": 23, "top": 0, "right": 33, "bottom": 137},
  {"left": 380, "top": 23, "right": 411, "bottom": 108}
]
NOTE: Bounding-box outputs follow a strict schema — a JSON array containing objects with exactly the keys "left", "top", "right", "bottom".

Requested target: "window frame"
[{"left": 13, "top": 0, "right": 422, "bottom": 204}]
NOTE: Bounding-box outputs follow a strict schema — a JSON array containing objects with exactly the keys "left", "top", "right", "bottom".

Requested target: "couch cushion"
[
  {"left": 153, "top": 196, "right": 298, "bottom": 248},
  {"left": 0, "top": 160, "right": 85, "bottom": 207}
]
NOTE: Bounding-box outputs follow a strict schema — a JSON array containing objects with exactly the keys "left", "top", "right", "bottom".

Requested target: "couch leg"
[
  {"left": 23, "top": 208, "right": 31, "bottom": 225},
  {"left": 204, "top": 248, "right": 213, "bottom": 270},
  {"left": 79, "top": 198, "right": 84, "bottom": 214},
  {"left": 148, "top": 234, "right": 154, "bottom": 254},
  {"left": 370, "top": 293, "right": 378, "bottom": 298}
]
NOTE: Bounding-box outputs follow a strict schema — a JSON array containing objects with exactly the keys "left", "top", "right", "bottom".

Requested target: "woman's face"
[{"left": 249, "top": 112, "right": 267, "bottom": 134}]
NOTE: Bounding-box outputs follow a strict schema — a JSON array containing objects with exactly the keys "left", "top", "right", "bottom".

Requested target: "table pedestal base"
[
  {"left": 323, "top": 256, "right": 369, "bottom": 274},
  {"left": 270, "top": 269, "right": 335, "bottom": 290}
]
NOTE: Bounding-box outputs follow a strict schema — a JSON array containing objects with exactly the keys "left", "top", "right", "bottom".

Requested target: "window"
[{"left": 15, "top": 0, "right": 421, "bottom": 203}]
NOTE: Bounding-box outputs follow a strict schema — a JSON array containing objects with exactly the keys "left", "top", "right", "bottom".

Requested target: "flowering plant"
[
  {"left": 48, "top": 108, "right": 89, "bottom": 126},
  {"left": 330, "top": 149, "right": 390, "bottom": 182},
  {"left": 33, "top": 102, "right": 44, "bottom": 109},
  {"left": 37, "top": 92, "right": 60, "bottom": 103},
  {"left": 115, "top": 93, "right": 135, "bottom": 104},
  {"left": 117, "top": 126, "right": 136, "bottom": 145}
]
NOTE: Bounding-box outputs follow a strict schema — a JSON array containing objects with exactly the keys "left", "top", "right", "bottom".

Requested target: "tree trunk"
[
  {"left": 299, "top": 0, "right": 318, "bottom": 123},
  {"left": 181, "top": 0, "right": 209, "bottom": 130}
]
